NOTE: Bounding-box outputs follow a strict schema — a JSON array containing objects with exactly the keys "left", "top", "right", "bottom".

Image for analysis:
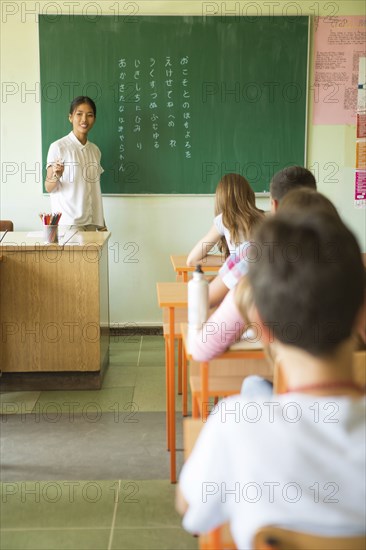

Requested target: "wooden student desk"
[
  {"left": 156, "top": 282, "right": 188, "bottom": 483},
  {"left": 181, "top": 323, "right": 272, "bottom": 421},
  {"left": 0, "top": 231, "right": 110, "bottom": 390},
  {"left": 170, "top": 254, "right": 224, "bottom": 282}
]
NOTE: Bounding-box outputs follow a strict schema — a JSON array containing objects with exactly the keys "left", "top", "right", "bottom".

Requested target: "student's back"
[
  {"left": 180, "top": 393, "right": 365, "bottom": 548},
  {"left": 186, "top": 173, "right": 263, "bottom": 265},
  {"left": 178, "top": 210, "right": 365, "bottom": 548}
]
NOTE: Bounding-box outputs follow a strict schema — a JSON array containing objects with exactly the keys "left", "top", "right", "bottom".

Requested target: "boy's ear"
[
  {"left": 270, "top": 197, "right": 278, "bottom": 213},
  {"left": 251, "top": 305, "right": 275, "bottom": 346}
]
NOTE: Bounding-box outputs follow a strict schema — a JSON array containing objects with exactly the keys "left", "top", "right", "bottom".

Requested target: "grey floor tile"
[
  {"left": 0, "top": 529, "right": 111, "bottom": 550},
  {"left": 141, "top": 335, "right": 165, "bottom": 350},
  {"left": 102, "top": 366, "right": 138, "bottom": 389},
  {"left": 133, "top": 368, "right": 167, "bottom": 411},
  {"left": 33, "top": 387, "right": 134, "bottom": 414},
  {"left": 0, "top": 335, "right": 194, "bottom": 550},
  {"left": 0, "top": 480, "right": 116, "bottom": 529},
  {"left": 114, "top": 480, "right": 183, "bottom": 528},
  {"left": 111, "top": 527, "right": 198, "bottom": 549},
  {"left": 138, "top": 349, "right": 165, "bottom": 367},
  {"left": 109, "top": 334, "right": 142, "bottom": 348},
  {"left": 0, "top": 392, "right": 41, "bottom": 415},
  {"left": 110, "top": 348, "right": 140, "bottom": 367},
  {"left": 1, "top": 412, "right": 184, "bottom": 481}
]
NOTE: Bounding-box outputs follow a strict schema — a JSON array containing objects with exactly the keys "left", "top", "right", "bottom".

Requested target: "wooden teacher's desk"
[{"left": 0, "top": 231, "right": 110, "bottom": 390}]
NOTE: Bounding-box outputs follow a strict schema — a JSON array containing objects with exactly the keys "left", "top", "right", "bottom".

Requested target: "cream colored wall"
[{"left": 1, "top": 1, "right": 365, "bottom": 325}]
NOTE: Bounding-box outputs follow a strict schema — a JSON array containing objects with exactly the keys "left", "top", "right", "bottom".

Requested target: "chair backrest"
[
  {"left": 0, "top": 220, "right": 14, "bottom": 231},
  {"left": 254, "top": 525, "right": 365, "bottom": 550},
  {"left": 353, "top": 350, "right": 366, "bottom": 389}
]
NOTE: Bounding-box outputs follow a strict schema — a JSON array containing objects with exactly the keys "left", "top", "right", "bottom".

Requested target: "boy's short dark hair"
[
  {"left": 278, "top": 188, "right": 340, "bottom": 219},
  {"left": 270, "top": 166, "right": 317, "bottom": 201},
  {"left": 248, "top": 212, "right": 364, "bottom": 356}
]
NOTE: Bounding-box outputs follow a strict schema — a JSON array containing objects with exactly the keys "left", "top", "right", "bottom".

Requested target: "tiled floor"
[{"left": 0, "top": 336, "right": 197, "bottom": 550}]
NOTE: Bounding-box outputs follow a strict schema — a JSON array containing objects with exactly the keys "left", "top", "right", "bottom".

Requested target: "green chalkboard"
[{"left": 39, "top": 15, "right": 308, "bottom": 194}]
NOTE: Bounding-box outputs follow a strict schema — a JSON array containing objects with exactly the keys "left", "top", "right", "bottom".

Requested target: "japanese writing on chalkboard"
[{"left": 117, "top": 55, "right": 191, "bottom": 172}]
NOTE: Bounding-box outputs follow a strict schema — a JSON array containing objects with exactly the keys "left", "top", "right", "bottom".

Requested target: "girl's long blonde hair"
[{"left": 215, "top": 173, "right": 264, "bottom": 257}]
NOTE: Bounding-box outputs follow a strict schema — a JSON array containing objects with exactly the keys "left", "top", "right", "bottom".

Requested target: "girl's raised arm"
[{"left": 186, "top": 224, "right": 221, "bottom": 266}]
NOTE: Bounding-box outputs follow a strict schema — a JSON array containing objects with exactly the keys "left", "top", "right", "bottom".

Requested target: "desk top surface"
[
  {"left": 170, "top": 254, "right": 224, "bottom": 272},
  {"left": 172, "top": 254, "right": 366, "bottom": 269},
  {"left": 0, "top": 231, "right": 111, "bottom": 250},
  {"left": 156, "top": 282, "right": 187, "bottom": 307}
]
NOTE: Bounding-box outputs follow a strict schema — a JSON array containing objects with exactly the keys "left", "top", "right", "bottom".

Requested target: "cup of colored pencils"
[{"left": 40, "top": 212, "right": 62, "bottom": 244}]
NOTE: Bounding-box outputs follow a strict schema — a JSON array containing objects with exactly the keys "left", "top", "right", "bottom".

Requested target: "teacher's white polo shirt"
[{"left": 47, "top": 131, "right": 104, "bottom": 226}]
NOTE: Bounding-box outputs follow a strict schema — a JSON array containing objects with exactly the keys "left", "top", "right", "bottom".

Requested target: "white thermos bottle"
[{"left": 188, "top": 264, "right": 209, "bottom": 329}]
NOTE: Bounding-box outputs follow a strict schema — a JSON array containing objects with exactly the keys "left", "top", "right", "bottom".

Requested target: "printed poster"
[
  {"left": 356, "top": 141, "right": 366, "bottom": 170},
  {"left": 355, "top": 171, "right": 366, "bottom": 201},
  {"left": 357, "top": 113, "right": 366, "bottom": 138},
  {"left": 357, "top": 56, "right": 366, "bottom": 112},
  {"left": 313, "top": 16, "right": 366, "bottom": 125}
]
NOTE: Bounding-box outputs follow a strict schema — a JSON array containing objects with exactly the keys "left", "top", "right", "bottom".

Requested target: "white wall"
[{"left": 1, "top": 1, "right": 365, "bottom": 325}]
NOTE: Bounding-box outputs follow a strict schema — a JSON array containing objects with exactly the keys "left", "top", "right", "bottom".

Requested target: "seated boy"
[{"left": 177, "top": 210, "right": 365, "bottom": 548}]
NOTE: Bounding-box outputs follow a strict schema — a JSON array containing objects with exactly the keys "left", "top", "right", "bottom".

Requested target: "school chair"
[
  {"left": 183, "top": 418, "right": 236, "bottom": 550},
  {"left": 253, "top": 525, "right": 366, "bottom": 550},
  {"left": 0, "top": 220, "right": 13, "bottom": 231}
]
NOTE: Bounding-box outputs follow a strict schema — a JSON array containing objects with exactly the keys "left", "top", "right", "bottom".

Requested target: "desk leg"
[
  {"left": 183, "top": 272, "right": 188, "bottom": 283},
  {"left": 182, "top": 346, "right": 188, "bottom": 417},
  {"left": 169, "top": 306, "right": 176, "bottom": 483},
  {"left": 178, "top": 339, "right": 182, "bottom": 395},
  {"left": 201, "top": 361, "right": 209, "bottom": 421},
  {"left": 165, "top": 335, "right": 170, "bottom": 451}
]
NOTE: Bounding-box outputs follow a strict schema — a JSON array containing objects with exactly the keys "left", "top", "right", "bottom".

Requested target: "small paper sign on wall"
[
  {"left": 355, "top": 57, "right": 366, "bottom": 208},
  {"left": 357, "top": 113, "right": 366, "bottom": 139},
  {"left": 355, "top": 171, "right": 366, "bottom": 202}
]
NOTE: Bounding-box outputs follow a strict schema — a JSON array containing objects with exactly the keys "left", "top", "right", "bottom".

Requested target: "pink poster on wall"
[
  {"left": 355, "top": 171, "right": 366, "bottom": 201},
  {"left": 313, "top": 16, "right": 366, "bottom": 125}
]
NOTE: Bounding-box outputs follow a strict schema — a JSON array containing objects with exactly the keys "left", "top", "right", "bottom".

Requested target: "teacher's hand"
[{"left": 53, "top": 158, "right": 65, "bottom": 180}]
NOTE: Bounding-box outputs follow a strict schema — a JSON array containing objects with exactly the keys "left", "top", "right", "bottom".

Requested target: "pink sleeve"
[{"left": 190, "top": 289, "right": 246, "bottom": 361}]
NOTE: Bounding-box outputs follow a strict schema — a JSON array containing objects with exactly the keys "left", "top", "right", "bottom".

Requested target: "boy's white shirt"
[{"left": 179, "top": 393, "right": 366, "bottom": 549}]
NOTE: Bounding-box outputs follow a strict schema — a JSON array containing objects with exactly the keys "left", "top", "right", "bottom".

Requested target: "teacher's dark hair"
[{"left": 69, "top": 96, "right": 97, "bottom": 117}]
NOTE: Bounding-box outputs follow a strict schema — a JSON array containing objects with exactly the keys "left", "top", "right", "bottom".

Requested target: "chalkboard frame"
[{"left": 39, "top": 15, "right": 310, "bottom": 196}]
